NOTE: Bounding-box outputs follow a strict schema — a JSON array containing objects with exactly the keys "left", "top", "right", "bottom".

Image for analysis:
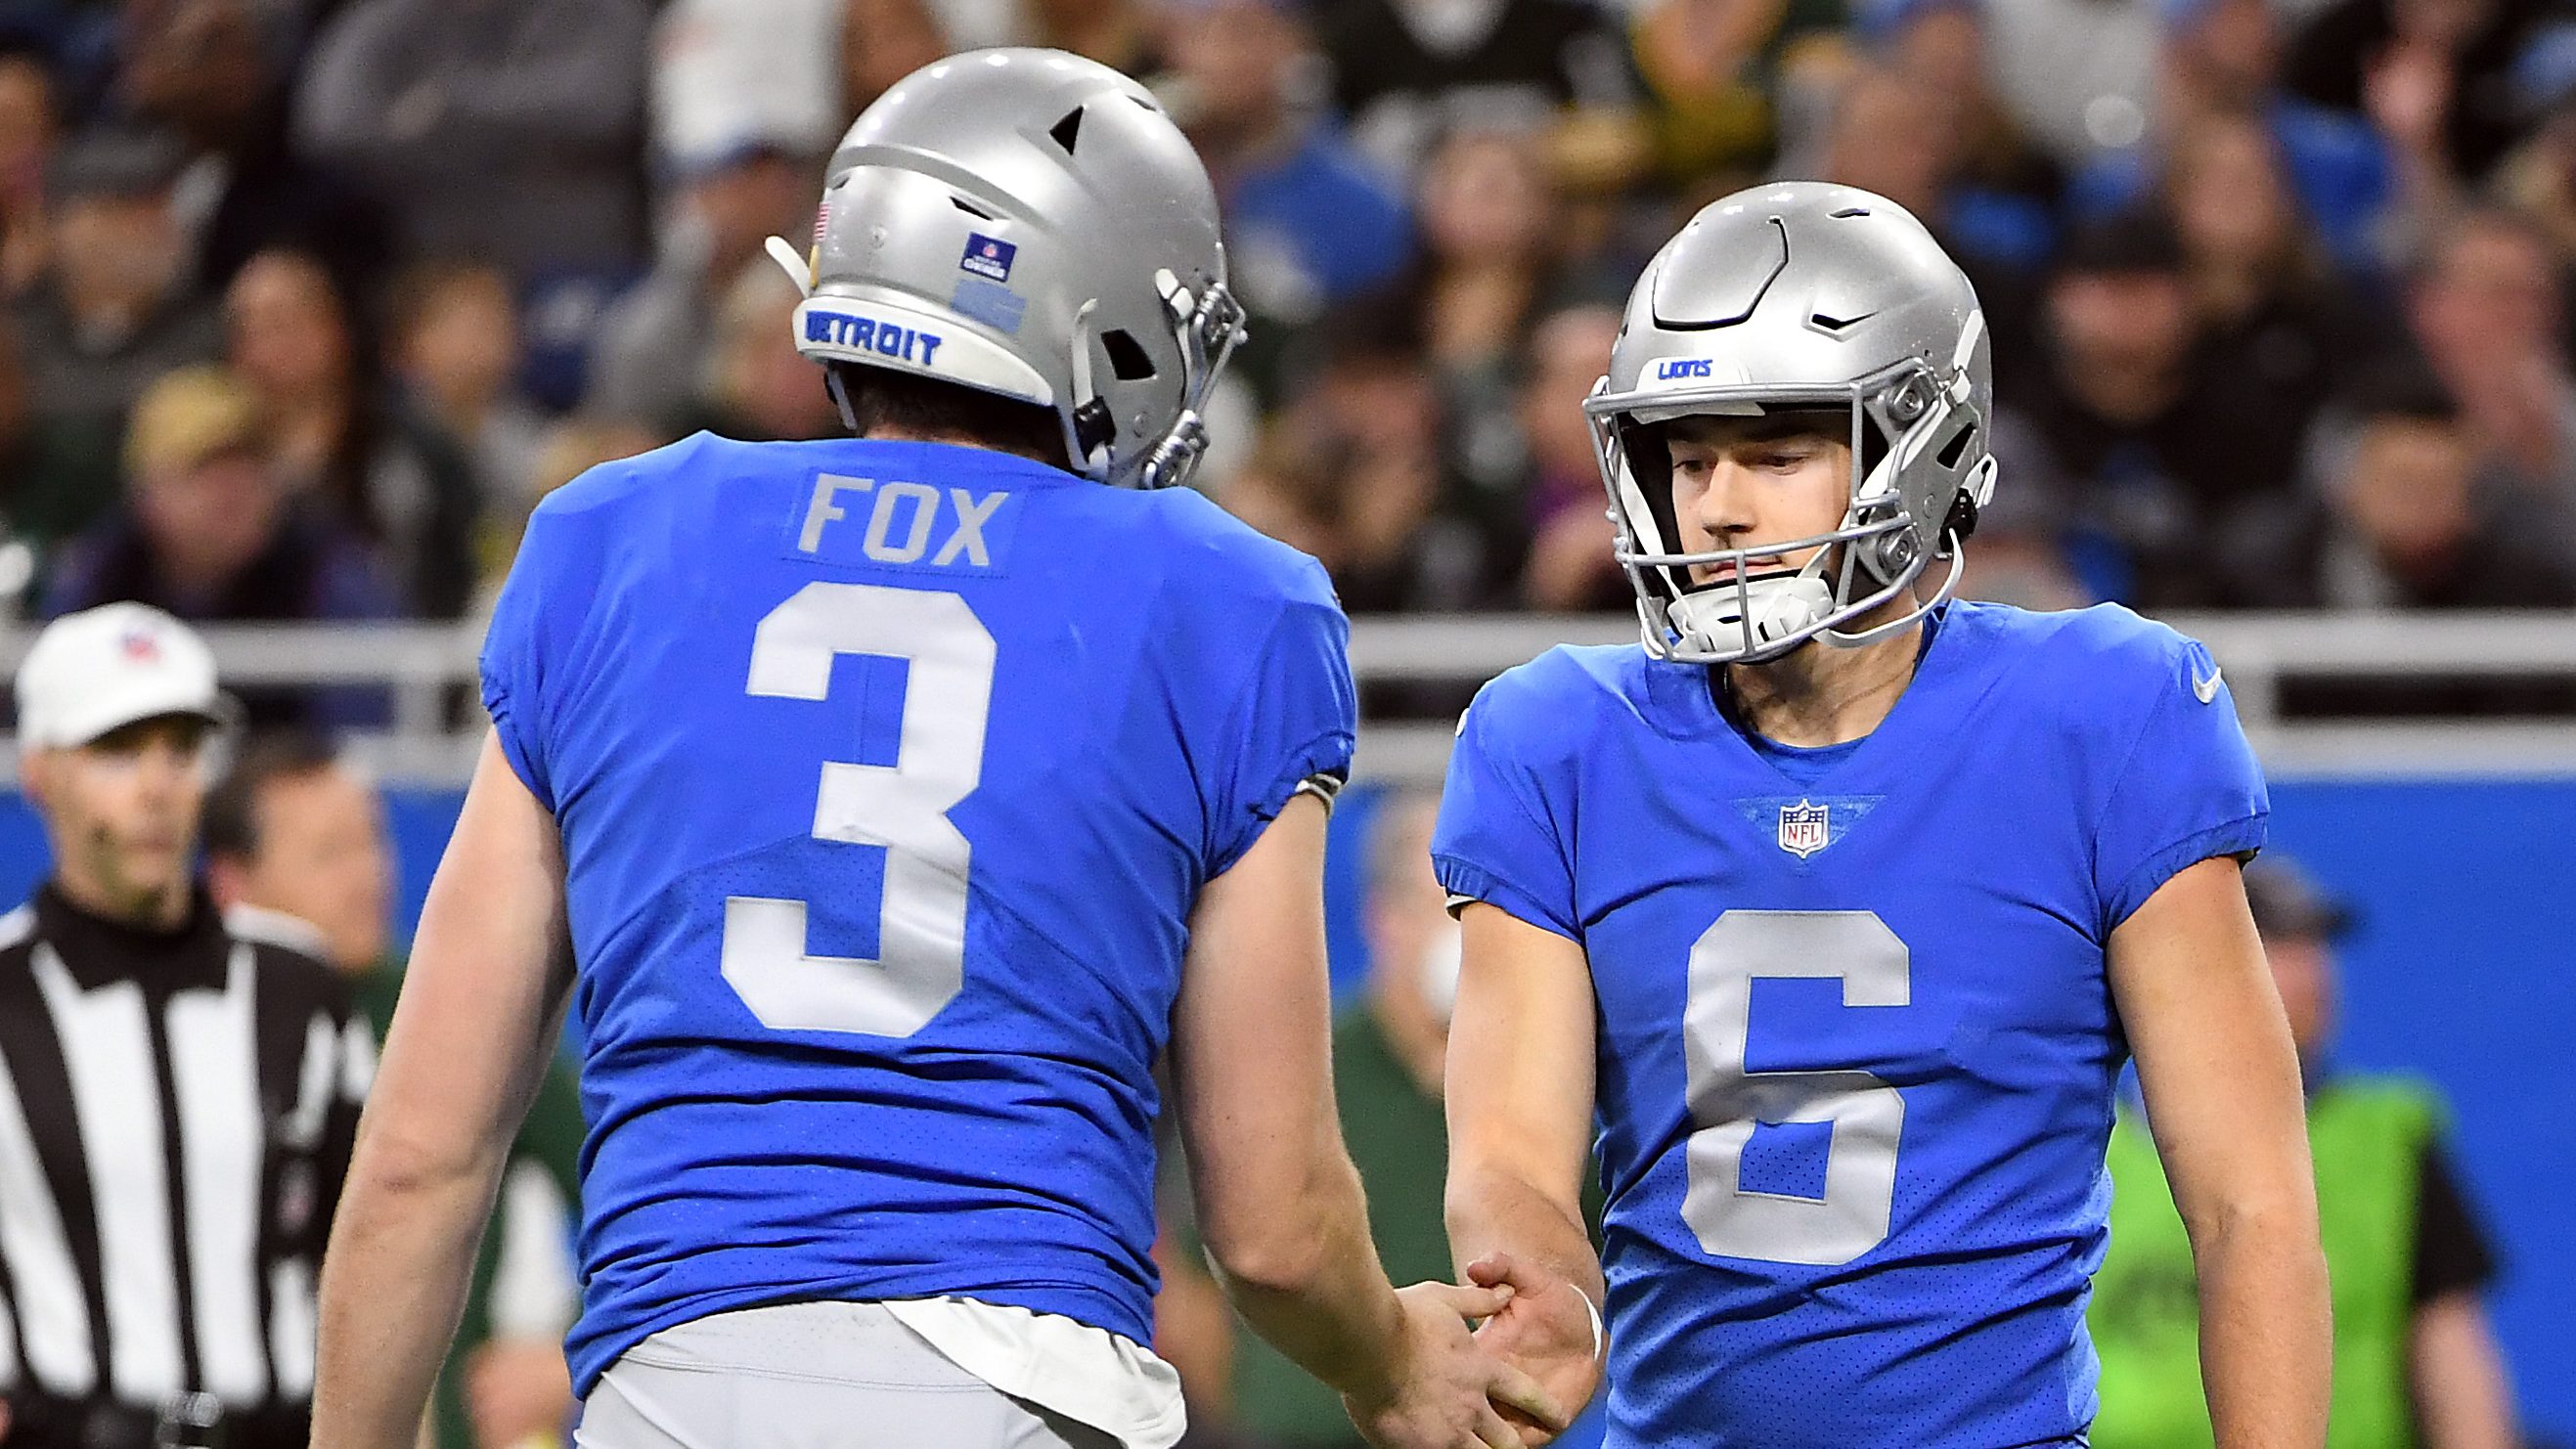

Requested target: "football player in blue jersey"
[
  {"left": 311, "top": 50, "right": 1561, "bottom": 1449},
  {"left": 1431, "top": 182, "right": 2332, "bottom": 1448}
]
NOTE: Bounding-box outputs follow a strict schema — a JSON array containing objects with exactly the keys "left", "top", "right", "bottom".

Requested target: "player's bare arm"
[
  {"left": 2110, "top": 856, "right": 2332, "bottom": 1449},
  {"left": 1171, "top": 793, "right": 1567, "bottom": 1449},
  {"left": 313, "top": 733, "right": 574, "bottom": 1449},
  {"left": 1443, "top": 901, "right": 1608, "bottom": 1446}
]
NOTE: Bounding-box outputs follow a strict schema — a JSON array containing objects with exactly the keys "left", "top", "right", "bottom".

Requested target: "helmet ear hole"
[{"left": 1101, "top": 329, "right": 1157, "bottom": 380}]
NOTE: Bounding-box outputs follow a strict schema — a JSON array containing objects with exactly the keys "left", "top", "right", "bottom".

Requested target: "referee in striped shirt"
[{"left": 1, "top": 602, "right": 369, "bottom": 1448}]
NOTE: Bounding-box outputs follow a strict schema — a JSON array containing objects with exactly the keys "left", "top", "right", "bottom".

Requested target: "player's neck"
[
  {"left": 1720, "top": 616, "right": 1925, "bottom": 749},
  {"left": 863, "top": 424, "right": 1001, "bottom": 451},
  {"left": 859, "top": 424, "right": 1062, "bottom": 471}
]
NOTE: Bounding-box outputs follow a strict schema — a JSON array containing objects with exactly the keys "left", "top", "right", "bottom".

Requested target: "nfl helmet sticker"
[
  {"left": 960, "top": 232, "right": 1018, "bottom": 283},
  {"left": 1778, "top": 800, "right": 1830, "bottom": 858}
]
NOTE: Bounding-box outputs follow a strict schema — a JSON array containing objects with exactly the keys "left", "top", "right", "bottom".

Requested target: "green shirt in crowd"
[{"left": 2089, "top": 1076, "right": 2498, "bottom": 1449}]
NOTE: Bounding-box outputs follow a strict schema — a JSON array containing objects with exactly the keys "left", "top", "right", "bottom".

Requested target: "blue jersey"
[
  {"left": 478, "top": 434, "right": 1355, "bottom": 1395},
  {"left": 1431, "top": 602, "right": 2266, "bottom": 1448}
]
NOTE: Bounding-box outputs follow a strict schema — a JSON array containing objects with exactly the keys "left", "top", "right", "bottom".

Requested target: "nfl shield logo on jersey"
[{"left": 1778, "top": 799, "right": 1830, "bottom": 857}]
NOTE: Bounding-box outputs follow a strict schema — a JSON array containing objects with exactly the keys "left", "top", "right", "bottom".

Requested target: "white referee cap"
[{"left": 15, "top": 603, "right": 230, "bottom": 749}]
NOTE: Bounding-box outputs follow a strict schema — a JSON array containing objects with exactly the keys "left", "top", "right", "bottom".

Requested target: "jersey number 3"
[
  {"left": 720, "top": 582, "right": 995, "bottom": 1037},
  {"left": 1682, "top": 909, "right": 1910, "bottom": 1266}
]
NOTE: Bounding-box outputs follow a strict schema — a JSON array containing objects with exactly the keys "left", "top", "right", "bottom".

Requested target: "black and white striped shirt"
[{"left": 0, "top": 885, "right": 371, "bottom": 1449}]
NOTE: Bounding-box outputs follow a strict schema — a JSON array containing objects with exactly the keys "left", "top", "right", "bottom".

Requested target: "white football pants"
[{"left": 576, "top": 1301, "right": 1122, "bottom": 1449}]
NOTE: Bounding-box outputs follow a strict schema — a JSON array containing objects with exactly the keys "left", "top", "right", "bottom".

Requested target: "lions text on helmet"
[
  {"left": 1584, "top": 182, "right": 2000, "bottom": 665},
  {"left": 768, "top": 48, "right": 1247, "bottom": 491}
]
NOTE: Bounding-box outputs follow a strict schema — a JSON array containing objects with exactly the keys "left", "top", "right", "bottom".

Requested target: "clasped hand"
[{"left": 1345, "top": 1256, "right": 1603, "bottom": 1449}]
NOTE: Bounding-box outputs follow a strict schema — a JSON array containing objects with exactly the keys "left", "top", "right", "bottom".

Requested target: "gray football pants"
[{"left": 575, "top": 1302, "right": 1123, "bottom": 1449}]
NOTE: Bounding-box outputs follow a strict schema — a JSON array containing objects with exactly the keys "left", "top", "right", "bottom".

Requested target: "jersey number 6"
[
  {"left": 720, "top": 582, "right": 995, "bottom": 1037},
  {"left": 1682, "top": 909, "right": 1910, "bottom": 1266}
]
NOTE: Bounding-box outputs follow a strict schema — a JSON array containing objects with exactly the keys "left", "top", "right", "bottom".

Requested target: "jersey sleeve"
[
  {"left": 479, "top": 490, "right": 599, "bottom": 814},
  {"left": 1205, "top": 576, "right": 1358, "bottom": 878},
  {"left": 2092, "top": 632, "right": 2270, "bottom": 935},
  {"left": 1431, "top": 672, "right": 1580, "bottom": 942}
]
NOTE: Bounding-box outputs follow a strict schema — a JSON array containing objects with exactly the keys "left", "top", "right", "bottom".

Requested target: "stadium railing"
[
  {"left": 1345, "top": 612, "right": 2576, "bottom": 782},
  {"left": 2, "top": 612, "right": 2572, "bottom": 784}
]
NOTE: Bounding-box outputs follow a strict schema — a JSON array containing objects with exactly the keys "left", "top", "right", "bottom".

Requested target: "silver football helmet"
[
  {"left": 772, "top": 48, "right": 1245, "bottom": 489},
  {"left": 1583, "top": 182, "right": 2000, "bottom": 664}
]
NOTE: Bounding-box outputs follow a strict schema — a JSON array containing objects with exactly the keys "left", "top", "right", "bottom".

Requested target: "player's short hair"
[
  {"left": 202, "top": 728, "right": 341, "bottom": 862},
  {"left": 827, "top": 363, "right": 1071, "bottom": 472}
]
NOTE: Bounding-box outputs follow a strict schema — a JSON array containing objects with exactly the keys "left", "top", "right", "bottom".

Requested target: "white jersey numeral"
[
  {"left": 720, "top": 583, "right": 995, "bottom": 1037},
  {"left": 1680, "top": 909, "right": 1910, "bottom": 1265}
]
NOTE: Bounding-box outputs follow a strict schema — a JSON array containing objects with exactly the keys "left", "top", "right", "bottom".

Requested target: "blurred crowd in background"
[{"left": 9, "top": 0, "right": 2576, "bottom": 735}]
